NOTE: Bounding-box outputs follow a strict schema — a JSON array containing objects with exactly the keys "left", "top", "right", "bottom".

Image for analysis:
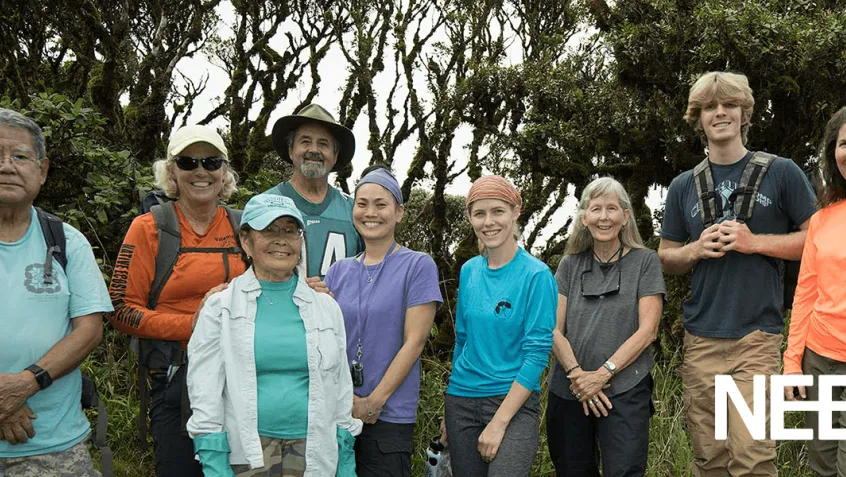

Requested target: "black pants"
[
  {"left": 354, "top": 419, "right": 414, "bottom": 477},
  {"left": 546, "top": 374, "right": 654, "bottom": 477},
  {"left": 150, "top": 365, "right": 202, "bottom": 477}
]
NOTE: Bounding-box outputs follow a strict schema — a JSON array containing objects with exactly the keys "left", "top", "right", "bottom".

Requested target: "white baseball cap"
[{"left": 167, "top": 125, "right": 229, "bottom": 160}]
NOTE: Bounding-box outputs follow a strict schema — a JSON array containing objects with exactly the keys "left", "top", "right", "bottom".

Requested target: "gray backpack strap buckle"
[
  {"left": 693, "top": 158, "right": 718, "bottom": 227},
  {"left": 734, "top": 152, "right": 776, "bottom": 223}
]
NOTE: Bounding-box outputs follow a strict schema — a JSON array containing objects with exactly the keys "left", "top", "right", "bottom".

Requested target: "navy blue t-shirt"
[{"left": 660, "top": 151, "right": 816, "bottom": 338}]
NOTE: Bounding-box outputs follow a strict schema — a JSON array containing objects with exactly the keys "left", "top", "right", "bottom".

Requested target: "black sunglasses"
[
  {"left": 580, "top": 263, "right": 622, "bottom": 299},
  {"left": 174, "top": 156, "right": 226, "bottom": 171}
]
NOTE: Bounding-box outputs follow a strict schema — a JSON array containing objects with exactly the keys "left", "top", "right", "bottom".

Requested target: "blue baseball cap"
[{"left": 240, "top": 194, "right": 305, "bottom": 231}]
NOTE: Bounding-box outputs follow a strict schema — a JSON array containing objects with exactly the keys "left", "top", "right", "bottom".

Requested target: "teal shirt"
[
  {"left": 0, "top": 207, "right": 113, "bottom": 457},
  {"left": 255, "top": 278, "right": 309, "bottom": 439},
  {"left": 447, "top": 248, "right": 556, "bottom": 397},
  {"left": 265, "top": 182, "right": 362, "bottom": 277}
]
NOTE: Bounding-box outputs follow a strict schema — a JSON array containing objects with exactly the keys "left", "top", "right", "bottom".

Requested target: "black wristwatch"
[{"left": 26, "top": 364, "right": 53, "bottom": 390}]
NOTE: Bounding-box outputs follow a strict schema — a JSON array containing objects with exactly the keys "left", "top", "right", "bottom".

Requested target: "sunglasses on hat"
[{"left": 174, "top": 155, "right": 226, "bottom": 171}]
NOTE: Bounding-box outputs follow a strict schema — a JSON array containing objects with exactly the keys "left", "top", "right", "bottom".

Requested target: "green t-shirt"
[
  {"left": 265, "top": 182, "right": 362, "bottom": 278},
  {"left": 255, "top": 278, "right": 309, "bottom": 439}
]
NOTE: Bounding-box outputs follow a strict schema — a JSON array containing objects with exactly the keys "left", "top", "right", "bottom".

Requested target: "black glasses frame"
[
  {"left": 174, "top": 155, "right": 226, "bottom": 172},
  {"left": 580, "top": 262, "right": 622, "bottom": 299}
]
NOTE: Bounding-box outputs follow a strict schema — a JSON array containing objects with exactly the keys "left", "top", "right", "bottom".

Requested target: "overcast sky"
[{"left": 172, "top": 2, "right": 665, "bottom": 248}]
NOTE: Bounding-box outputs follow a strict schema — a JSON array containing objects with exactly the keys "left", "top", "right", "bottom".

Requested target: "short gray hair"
[{"left": 0, "top": 108, "right": 46, "bottom": 160}]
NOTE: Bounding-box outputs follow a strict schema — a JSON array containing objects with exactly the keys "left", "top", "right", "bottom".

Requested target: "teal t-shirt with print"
[
  {"left": 0, "top": 207, "right": 113, "bottom": 457},
  {"left": 265, "top": 182, "right": 362, "bottom": 278},
  {"left": 255, "top": 277, "right": 309, "bottom": 439}
]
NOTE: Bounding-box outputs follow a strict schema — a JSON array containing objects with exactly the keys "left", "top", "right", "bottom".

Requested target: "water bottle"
[{"left": 424, "top": 436, "right": 446, "bottom": 477}]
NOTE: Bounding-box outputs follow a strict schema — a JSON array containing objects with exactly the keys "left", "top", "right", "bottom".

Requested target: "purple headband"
[{"left": 356, "top": 168, "right": 403, "bottom": 205}]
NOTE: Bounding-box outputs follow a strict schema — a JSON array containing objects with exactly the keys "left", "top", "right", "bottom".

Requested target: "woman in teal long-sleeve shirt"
[{"left": 443, "top": 175, "right": 556, "bottom": 477}]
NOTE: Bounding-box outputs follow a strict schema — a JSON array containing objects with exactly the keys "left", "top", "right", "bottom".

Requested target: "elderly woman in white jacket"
[{"left": 187, "top": 193, "right": 361, "bottom": 477}]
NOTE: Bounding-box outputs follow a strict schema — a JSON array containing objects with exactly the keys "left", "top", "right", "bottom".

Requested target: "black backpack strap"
[
  {"left": 693, "top": 158, "right": 718, "bottom": 227},
  {"left": 148, "top": 201, "right": 182, "bottom": 309},
  {"left": 81, "top": 374, "right": 113, "bottom": 477},
  {"left": 734, "top": 151, "right": 776, "bottom": 224},
  {"left": 35, "top": 207, "right": 67, "bottom": 284}
]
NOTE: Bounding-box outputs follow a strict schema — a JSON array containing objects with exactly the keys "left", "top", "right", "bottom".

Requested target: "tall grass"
[
  {"left": 411, "top": 344, "right": 816, "bottom": 477},
  {"left": 85, "top": 330, "right": 816, "bottom": 476}
]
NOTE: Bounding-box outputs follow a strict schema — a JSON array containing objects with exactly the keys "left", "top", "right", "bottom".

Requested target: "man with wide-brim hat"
[{"left": 265, "top": 103, "right": 362, "bottom": 279}]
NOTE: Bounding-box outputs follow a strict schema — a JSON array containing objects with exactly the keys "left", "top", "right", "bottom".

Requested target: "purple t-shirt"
[{"left": 325, "top": 246, "right": 443, "bottom": 423}]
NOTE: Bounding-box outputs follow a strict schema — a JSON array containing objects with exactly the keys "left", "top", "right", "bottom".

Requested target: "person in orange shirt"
[
  {"left": 107, "top": 125, "right": 246, "bottom": 477},
  {"left": 784, "top": 106, "right": 846, "bottom": 477}
]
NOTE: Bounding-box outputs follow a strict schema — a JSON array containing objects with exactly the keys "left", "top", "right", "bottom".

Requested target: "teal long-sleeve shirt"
[{"left": 447, "top": 247, "right": 556, "bottom": 397}]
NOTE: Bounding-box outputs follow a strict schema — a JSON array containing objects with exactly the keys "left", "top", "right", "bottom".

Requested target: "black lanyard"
[{"left": 355, "top": 242, "right": 397, "bottom": 361}]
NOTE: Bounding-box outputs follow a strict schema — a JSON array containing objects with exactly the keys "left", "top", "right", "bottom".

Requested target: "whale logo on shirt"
[{"left": 494, "top": 300, "right": 513, "bottom": 320}]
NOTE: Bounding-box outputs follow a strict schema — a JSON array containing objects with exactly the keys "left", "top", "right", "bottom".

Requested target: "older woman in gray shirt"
[{"left": 546, "top": 177, "right": 666, "bottom": 477}]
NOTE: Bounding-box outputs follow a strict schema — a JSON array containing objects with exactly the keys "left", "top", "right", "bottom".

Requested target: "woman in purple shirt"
[{"left": 325, "top": 165, "right": 443, "bottom": 477}]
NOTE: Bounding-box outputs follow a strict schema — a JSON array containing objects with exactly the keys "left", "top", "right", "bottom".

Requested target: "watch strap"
[{"left": 26, "top": 364, "right": 53, "bottom": 390}]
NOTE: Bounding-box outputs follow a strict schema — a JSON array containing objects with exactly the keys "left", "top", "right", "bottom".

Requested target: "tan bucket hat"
[{"left": 271, "top": 104, "right": 355, "bottom": 172}]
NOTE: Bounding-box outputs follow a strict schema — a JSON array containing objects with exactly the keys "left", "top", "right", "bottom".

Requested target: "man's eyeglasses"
[
  {"left": 256, "top": 226, "right": 304, "bottom": 241},
  {"left": 1, "top": 151, "right": 38, "bottom": 166},
  {"left": 580, "top": 263, "right": 622, "bottom": 299},
  {"left": 174, "top": 155, "right": 226, "bottom": 172}
]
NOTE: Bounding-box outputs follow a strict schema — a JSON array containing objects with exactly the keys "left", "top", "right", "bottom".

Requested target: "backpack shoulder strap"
[
  {"left": 223, "top": 206, "right": 249, "bottom": 271},
  {"left": 223, "top": 206, "right": 242, "bottom": 237},
  {"left": 148, "top": 201, "right": 181, "bottom": 309},
  {"left": 734, "top": 151, "right": 777, "bottom": 223},
  {"left": 692, "top": 158, "right": 718, "bottom": 227},
  {"left": 35, "top": 207, "right": 67, "bottom": 284}
]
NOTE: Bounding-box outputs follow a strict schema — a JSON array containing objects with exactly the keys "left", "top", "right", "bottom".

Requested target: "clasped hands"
[
  {"left": 568, "top": 368, "right": 613, "bottom": 417},
  {"left": 0, "top": 373, "right": 39, "bottom": 445},
  {"left": 696, "top": 220, "right": 756, "bottom": 260}
]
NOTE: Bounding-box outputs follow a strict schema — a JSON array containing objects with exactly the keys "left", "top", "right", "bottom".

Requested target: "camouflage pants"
[
  {"left": 232, "top": 436, "right": 307, "bottom": 477},
  {"left": 0, "top": 440, "right": 100, "bottom": 477}
]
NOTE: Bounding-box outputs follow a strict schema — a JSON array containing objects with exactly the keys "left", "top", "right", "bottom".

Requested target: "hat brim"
[
  {"left": 271, "top": 116, "right": 355, "bottom": 172},
  {"left": 242, "top": 211, "right": 306, "bottom": 232}
]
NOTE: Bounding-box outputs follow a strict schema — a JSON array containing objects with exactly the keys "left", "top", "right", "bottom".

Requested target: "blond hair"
[
  {"left": 684, "top": 71, "right": 755, "bottom": 145},
  {"left": 152, "top": 159, "right": 239, "bottom": 200},
  {"left": 565, "top": 177, "right": 644, "bottom": 256}
]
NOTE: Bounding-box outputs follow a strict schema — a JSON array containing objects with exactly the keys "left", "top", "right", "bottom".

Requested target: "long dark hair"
[{"left": 819, "top": 107, "right": 846, "bottom": 208}]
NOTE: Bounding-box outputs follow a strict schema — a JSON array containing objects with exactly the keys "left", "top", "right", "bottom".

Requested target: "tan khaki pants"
[{"left": 682, "top": 330, "right": 782, "bottom": 477}]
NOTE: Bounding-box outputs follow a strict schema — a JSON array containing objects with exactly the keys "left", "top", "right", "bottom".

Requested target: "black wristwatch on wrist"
[{"left": 26, "top": 364, "right": 53, "bottom": 390}]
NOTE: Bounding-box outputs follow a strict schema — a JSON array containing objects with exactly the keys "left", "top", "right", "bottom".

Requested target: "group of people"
[{"left": 1, "top": 68, "right": 845, "bottom": 477}]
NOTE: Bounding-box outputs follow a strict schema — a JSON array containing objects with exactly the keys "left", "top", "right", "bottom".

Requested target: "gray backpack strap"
[
  {"left": 223, "top": 207, "right": 242, "bottom": 243},
  {"left": 148, "top": 201, "right": 181, "bottom": 309},
  {"left": 734, "top": 151, "right": 776, "bottom": 224},
  {"left": 693, "top": 158, "right": 718, "bottom": 227},
  {"left": 134, "top": 201, "right": 181, "bottom": 451},
  {"left": 81, "top": 374, "right": 113, "bottom": 477}
]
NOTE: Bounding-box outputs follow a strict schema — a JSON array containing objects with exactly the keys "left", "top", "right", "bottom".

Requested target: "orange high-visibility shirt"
[
  {"left": 784, "top": 200, "right": 846, "bottom": 374},
  {"left": 107, "top": 205, "right": 247, "bottom": 344}
]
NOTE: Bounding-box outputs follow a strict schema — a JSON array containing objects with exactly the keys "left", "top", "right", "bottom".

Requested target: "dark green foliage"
[{"left": 4, "top": 0, "right": 843, "bottom": 474}]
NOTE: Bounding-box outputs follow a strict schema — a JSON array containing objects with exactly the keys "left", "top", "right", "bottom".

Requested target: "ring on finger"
[{"left": 591, "top": 398, "right": 600, "bottom": 404}]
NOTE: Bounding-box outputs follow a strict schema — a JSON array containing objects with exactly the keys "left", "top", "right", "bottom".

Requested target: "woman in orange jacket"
[{"left": 784, "top": 106, "right": 846, "bottom": 477}]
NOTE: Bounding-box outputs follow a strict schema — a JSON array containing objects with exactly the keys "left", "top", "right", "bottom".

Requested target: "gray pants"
[
  {"left": 803, "top": 347, "right": 846, "bottom": 477},
  {"left": 444, "top": 393, "right": 540, "bottom": 477}
]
